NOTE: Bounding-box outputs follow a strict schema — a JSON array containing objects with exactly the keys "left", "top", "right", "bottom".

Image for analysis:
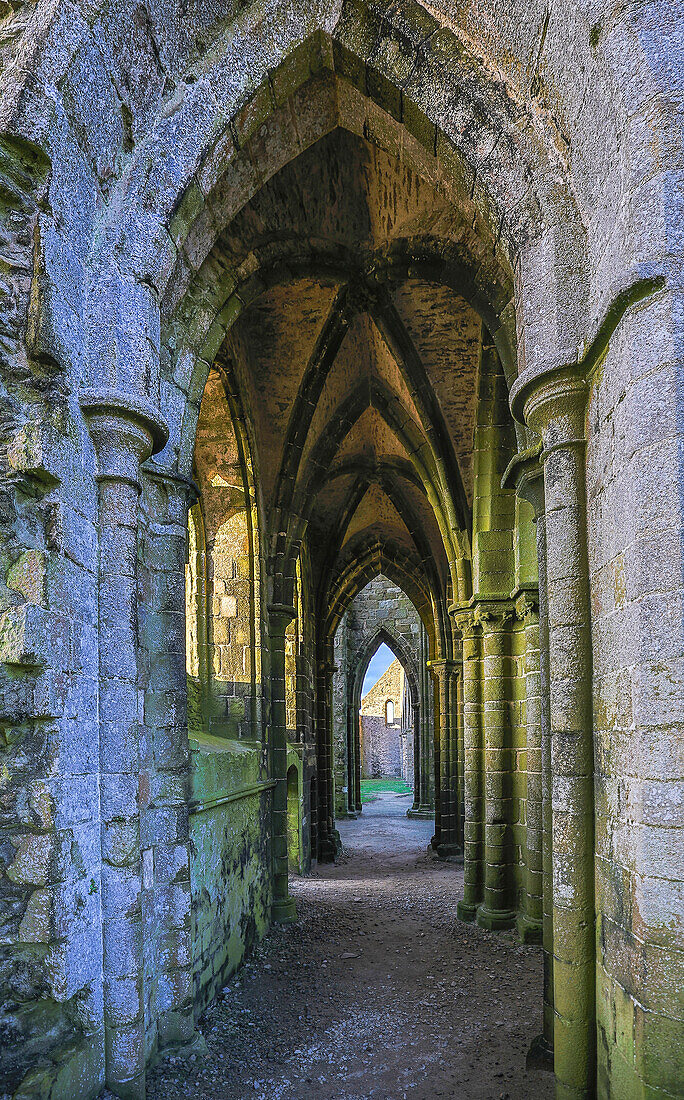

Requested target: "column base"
[
  {"left": 526, "top": 1033, "right": 554, "bottom": 1072},
  {"left": 272, "top": 895, "right": 297, "bottom": 923},
  {"left": 318, "top": 830, "right": 343, "bottom": 862},
  {"left": 517, "top": 913, "right": 543, "bottom": 945},
  {"left": 476, "top": 904, "right": 517, "bottom": 931},
  {"left": 318, "top": 839, "right": 337, "bottom": 862},
  {"left": 437, "top": 843, "right": 464, "bottom": 864},
  {"left": 406, "top": 807, "right": 435, "bottom": 819},
  {"left": 456, "top": 899, "right": 479, "bottom": 922},
  {"left": 107, "top": 1073, "right": 146, "bottom": 1100},
  {"left": 157, "top": 1007, "right": 197, "bottom": 1049},
  {"left": 430, "top": 832, "right": 440, "bottom": 850}
]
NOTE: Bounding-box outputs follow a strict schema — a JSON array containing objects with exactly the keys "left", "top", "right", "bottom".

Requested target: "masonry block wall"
[
  {"left": 0, "top": 6, "right": 681, "bottom": 1099},
  {"left": 360, "top": 658, "right": 405, "bottom": 779},
  {"left": 332, "top": 575, "right": 431, "bottom": 816}
]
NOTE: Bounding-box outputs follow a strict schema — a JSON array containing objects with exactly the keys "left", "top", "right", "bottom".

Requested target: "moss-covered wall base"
[{"left": 189, "top": 735, "right": 274, "bottom": 1016}]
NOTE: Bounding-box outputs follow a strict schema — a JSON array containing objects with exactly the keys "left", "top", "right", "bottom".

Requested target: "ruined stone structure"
[
  {"left": 332, "top": 573, "right": 433, "bottom": 817},
  {"left": 359, "top": 656, "right": 408, "bottom": 781},
  {"left": 0, "top": 3, "right": 682, "bottom": 1099}
]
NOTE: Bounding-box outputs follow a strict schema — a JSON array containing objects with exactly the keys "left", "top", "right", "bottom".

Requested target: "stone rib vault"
[{"left": 0, "top": 3, "right": 681, "bottom": 1099}]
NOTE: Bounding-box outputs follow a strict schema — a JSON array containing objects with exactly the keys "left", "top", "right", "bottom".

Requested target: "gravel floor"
[{"left": 144, "top": 793, "right": 554, "bottom": 1100}]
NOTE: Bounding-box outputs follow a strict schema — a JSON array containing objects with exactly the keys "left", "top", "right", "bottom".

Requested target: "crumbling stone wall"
[
  {"left": 360, "top": 658, "right": 404, "bottom": 779},
  {"left": 332, "top": 576, "right": 431, "bottom": 816},
  {"left": 0, "top": 5, "right": 681, "bottom": 1099},
  {"left": 188, "top": 737, "right": 272, "bottom": 1016}
]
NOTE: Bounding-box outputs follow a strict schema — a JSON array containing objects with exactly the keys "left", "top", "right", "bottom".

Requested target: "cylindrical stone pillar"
[
  {"left": 354, "top": 707, "right": 362, "bottom": 814},
  {"left": 429, "top": 659, "right": 462, "bottom": 860},
  {"left": 140, "top": 463, "right": 198, "bottom": 1048},
  {"left": 537, "top": 498, "right": 555, "bottom": 1063},
  {"left": 412, "top": 702, "right": 420, "bottom": 809},
  {"left": 268, "top": 604, "right": 297, "bottom": 922},
  {"left": 430, "top": 663, "right": 441, "bottom": 849},
  {"left": 476, "top": 604, "right": 516, "bottom": 930},
  {"left": 346, "top": 703, "right": 357, "bottom": 818},
  {"left": 504, "top": 449, "right": 553, "bottom": 1066},
  {"left": 455, "top": 612, "right": 483, "bottom": 921},
  {"left": 455, "top": 652, "right": 465, "bottom": 847},
  {"left": 316, "top": 658, "right": 338, "bottom": 861},
  {"left": 516, "top": 592, "right": 543, "bottom": 945},
  {"left": 518, "top": 367, "right": 595, "bottom": 1099},
  {"left": 82, "top": 393, "right": 168, "bottom": 1100},
  {"left": 419, "top": 623, "right": 434, "bottom": 811}
]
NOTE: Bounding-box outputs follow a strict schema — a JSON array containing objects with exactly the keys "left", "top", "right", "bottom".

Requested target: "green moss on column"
[
  {"left": 519, "top": 368, "right": 596, "bottom": 1099},
  {"left": 503, "top": 447, "right": 554, "bottom": 1068},
  {"left": 428, "top": 658, "right": 462, "bottom": 860},
  {"left": 516, "top": 592, "right": 543, "bottom": 945},
  {"left": 456, "top": 612, "right": 483, "bottom": 921},
  {"left": 268, "top": 605, "right": 297, "bottom": 923},
  {"left": 476, "top": 603, "right": 517, "bottom": 931}
]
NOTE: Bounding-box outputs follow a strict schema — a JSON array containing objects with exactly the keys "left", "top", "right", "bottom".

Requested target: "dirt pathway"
[{"left": 147, "top": 793, "right": 554, "bottom": 1100}]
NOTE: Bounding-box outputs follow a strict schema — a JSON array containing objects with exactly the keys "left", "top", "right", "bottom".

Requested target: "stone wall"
[
  {"left": 586, "top": 299, "right": 684, "bottom": 1096},
  {"left": 332, "top": 575, "right": 432, "bottom": 815},
  {"left": 188, "top": 737, "right": 272, "bottom": 1015},
  {"left": 0, "top": 5, "right": 681, "bottom": 1098},
  {"left": 360, "top": 658, "right": 404, "bottom": 779}
]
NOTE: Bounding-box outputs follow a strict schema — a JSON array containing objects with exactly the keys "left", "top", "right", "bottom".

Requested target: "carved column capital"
[
  {"left": 515, "top": 590, "right": 539, "bottom": 622},
  {"left": 317, "top": 658, "right": 337, "bottom": 678},
  {"left": 449, "top": 605, "right": 479, "bottom": 639},
  {"left": 142, "top": 460, "right": 199, "bottom": 504},
  {"left": 81, "top": 388, "right": 168, "bottom": 488},
  {"left": 473, "top": 601, "right": 514, "bottom": 630},
  {"left": 510, "top": 365, "right": 587, "bottom": 450},
  {"left": 501, "top": 443, "right": 545, "bottom": 520},
  {"left": 427, "top": 658, "right": 458, "bottom": 671},
  {"left": 268, "top": 603, "right": 296, "bottom": 635}
]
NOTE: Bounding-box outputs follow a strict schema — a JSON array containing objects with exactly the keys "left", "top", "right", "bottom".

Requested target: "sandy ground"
[{"left": 146, "top": 793, "right": 554, "bottom": 1100}]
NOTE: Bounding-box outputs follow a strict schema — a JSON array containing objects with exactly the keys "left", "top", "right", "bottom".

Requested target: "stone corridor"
[
  {"left": 146, "top": 795, "right": 552, "bottom": 1100},
  {"left": 1, "top": 5, "right": 682, "bottom": 1097}
]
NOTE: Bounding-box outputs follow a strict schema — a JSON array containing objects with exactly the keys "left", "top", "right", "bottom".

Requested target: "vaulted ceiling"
[{"left": 202, "top": 125, "right": 489, "bottom": 641}]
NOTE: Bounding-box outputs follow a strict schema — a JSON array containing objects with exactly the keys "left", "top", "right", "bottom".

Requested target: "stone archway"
[
  {"left": 332, "top": 579, "right": 428, "bottom": 824},
  {"left": 0, "top": 6, "right": 680, "bottom": 1100}
]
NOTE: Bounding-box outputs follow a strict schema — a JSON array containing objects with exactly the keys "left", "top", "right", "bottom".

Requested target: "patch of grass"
[{"left": 360, "top": 778, "right": 412, "bottom": 803}]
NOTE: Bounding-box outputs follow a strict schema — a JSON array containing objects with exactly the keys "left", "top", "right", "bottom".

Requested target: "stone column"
[
  {"left": 516, "top": 591, "right": 543, "bottom": 945},
  {"left": 503, "top": 448, "right": 553, "bottom": 1066},
  {"left": 429, "top": 659, "right": 462, "bottom": 860},
  {"left": 517, "top": 367, "right": 595, "bottom": 1099},
  {"left": 345, "top": 704, "right": 357, "bottom": 818},
  {"left": 419, "top": 622, "right": 434, "bottom": 811},
  {"left": 476, "top": 603, "right": 516, "bottom": 930},
  {"left": 455, "top": 658, "right": 466, "bottom": 848},
  {"left": 353, "top": 707, "right": 362, "bottom": 814},
  {"left": 430, "top": 663, "right": 441, "bottom": 849},
  {"left": 316, "top": 658, "right": 338, "bottom": 861},
  {"left": 537, "top": 499, "right": 554, "bottom": 1067},
  {"left": 412, "top": 622, "right": 433, "bottom": 815},
  {"left": 456, "top": 612, "right": 483, "bottom": 921},
  {"left": 139, "top": 462, "right": 198, "bottom": 1049},
  {"left": 408, "top": 702, "right": 421, "bottom": 813},
  {"left": 81, "top": 392, "right": 167, "bottom": 1100},
  {"left": 268, "top": 604, "right": 297, "bottom": 922}
]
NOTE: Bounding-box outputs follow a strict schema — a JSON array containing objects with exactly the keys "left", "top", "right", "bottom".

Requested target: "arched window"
[{"left": 385, "top": 699, "right": 394, "bottom": 725}]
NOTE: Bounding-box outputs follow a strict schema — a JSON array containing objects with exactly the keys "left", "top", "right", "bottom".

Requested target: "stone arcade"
[{"left": 0, "top": 3, "right": 681, "bottom": 1099}]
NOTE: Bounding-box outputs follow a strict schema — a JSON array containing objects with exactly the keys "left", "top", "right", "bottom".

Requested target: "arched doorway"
[{"left": 3, "top": 9, "right": 678, "bottom": 1099}]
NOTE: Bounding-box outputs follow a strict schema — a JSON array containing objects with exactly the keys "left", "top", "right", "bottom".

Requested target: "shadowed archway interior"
[{"left": 0, "top": 7, "right": 680, "bottom": 1100}]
